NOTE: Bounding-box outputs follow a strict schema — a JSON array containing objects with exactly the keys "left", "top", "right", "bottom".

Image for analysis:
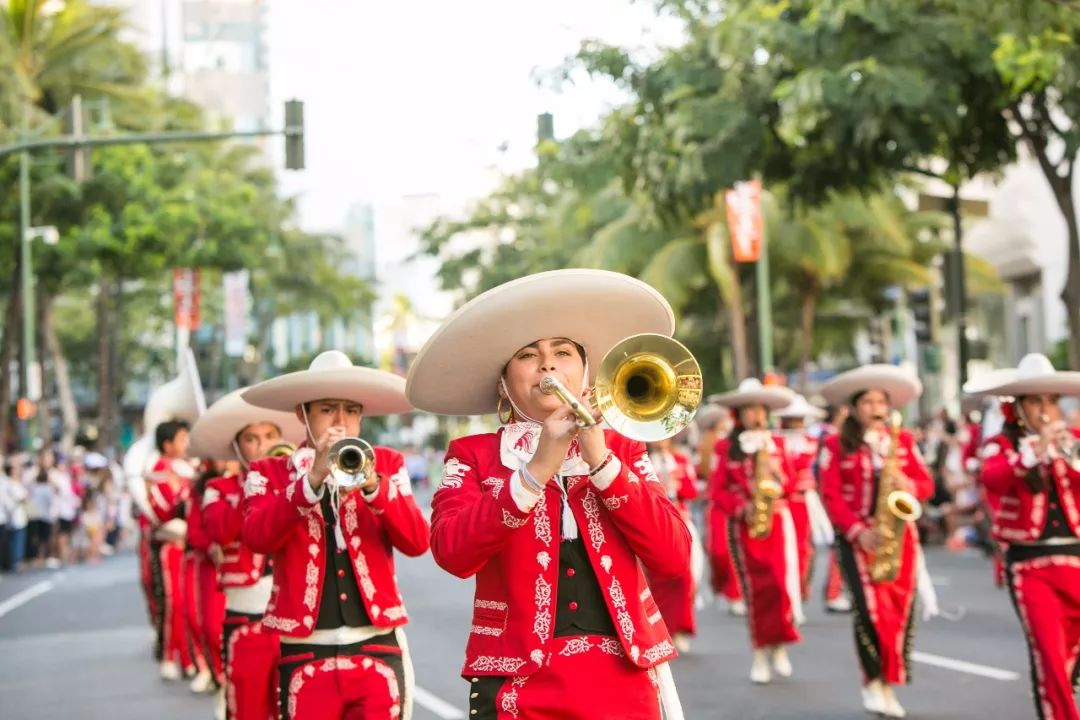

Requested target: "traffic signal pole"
[{"left": 4, "top": 101, "right": 305, "bottom": 451}]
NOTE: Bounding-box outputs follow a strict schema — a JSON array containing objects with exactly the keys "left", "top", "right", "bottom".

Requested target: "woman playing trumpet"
[
  {"left": 407, "top": 269, "right": 692, "bottom": 720},
  {"left": 709, "top": 379, "right": 802, "bottom": 685},
  {"left": 968, "top": 353, "right": 1080, "bottom": 720},
  {"left": 818, "top": 365, "right": 933, "bottom": 719}
]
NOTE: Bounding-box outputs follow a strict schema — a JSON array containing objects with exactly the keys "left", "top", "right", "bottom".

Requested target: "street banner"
[
  {"left": 223, "top": 270, "right": 250, "bottom": 358},
  {"left": 173, "top": 268, "right": 200, "bottom": 330},
  {"left": 726, "top": 178, "right": 764, "bottom": 263}
]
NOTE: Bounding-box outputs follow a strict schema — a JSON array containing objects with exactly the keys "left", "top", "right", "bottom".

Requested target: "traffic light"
[
  {"left": 284, "top": 100, "right": 305, "bottom": 170},
  {"left": 909, "top": 288, "right": 934, "bottom": 343}
]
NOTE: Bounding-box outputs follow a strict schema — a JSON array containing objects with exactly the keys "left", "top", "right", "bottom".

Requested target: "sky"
[{"left": 266, "top": 0, "right": 682, "bottom": 226}]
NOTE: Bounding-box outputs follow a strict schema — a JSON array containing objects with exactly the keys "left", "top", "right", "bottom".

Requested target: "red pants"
[
  {"left": 836, "top": 529, "right": 918, "bottom": 686},
  {"left": 1006, "top": 554, "right": 1080, "bottom": 720},
  {"left": 224, "top": 611, "right": 279, "bottom": 720},
  {"left": 729, "top": 513, "right": 801, "bottom": 649},
  {"left": 277, "top": 632, "right": 408, "bottom": 720},
  {"left": 470, "top": 635, "right": 662, "bottom": 720},
  {"left": 188, "top": 552, "right": 226, "bottom": 682},
  {"left": 161, "top": 542, "right": 195, "bottom": 671},
  {"left": 139, "top": 533, "right": 161, "bottom": 660},
  {"left": 708, "top": 508, "right": 742, "bottom": 601},
  {"left": 824, "top": 550, "right": 845, "bottom": 603},
  {"left": 788, "top": 498, "right": 814, "bottom": 599}
]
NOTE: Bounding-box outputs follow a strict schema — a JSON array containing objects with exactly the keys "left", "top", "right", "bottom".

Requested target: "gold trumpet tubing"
[
  {"left": 539, "top": 375, "right": 597, "bottom": 427},
  {"left": 327, "top": 437, "right": 376, "bottom": 489}
]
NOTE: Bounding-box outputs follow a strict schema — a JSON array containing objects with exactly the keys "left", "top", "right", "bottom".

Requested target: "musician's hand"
[
  {"left": 577, "top": 405, "right": 608, "bottom": 470},
  {"left": 308, "top": 425, "right": 348, "bottom": 490},
  {"left": 1038, "top": 420, "right": 1066, "bottom": 458},
  {"left": 527, "top": 405, "right": 579, "bottom": 484},
  {"left": 857, "top": 527, "right": 884, "bottom": 552}
]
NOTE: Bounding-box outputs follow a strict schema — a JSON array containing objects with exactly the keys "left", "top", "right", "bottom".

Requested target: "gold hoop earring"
[{"left": 497, "top": 395, "right": 514, "bottom": 425}]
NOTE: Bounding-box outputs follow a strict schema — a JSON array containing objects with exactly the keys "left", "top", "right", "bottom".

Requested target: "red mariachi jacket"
[
  {"left": 430, "top": 429, "right": 691, "bottom": 677},
  {"left": 146, "top": 458, "right": 193, "bottom": 526},
  {"left": 653, "top": 449, "right": 698, "bottom": 514},
  {"left": 242, "top": 445, "right": 430, "bottom": 636},
  {"left": 204, "top": 475, "right": 267, "bottom": 588},
  {"left": 186, "top": 486, "right": 212, "bottom": 553},
  {"left": 819, "top": 430, "right": 934, "bottom": 542},
  {"left": 781, "top": 433, "right": 819, "bottom": 495},
  {"left": 709, "top": 433, "right": 798, "bottom": 518},
  {"left": 979, "top": 430, "right": 1080, "bottom": 544}
]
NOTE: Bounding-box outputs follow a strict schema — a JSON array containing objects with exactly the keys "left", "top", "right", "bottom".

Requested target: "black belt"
[{"left": 1006, "top": 541, "right": 1080, "bottom": 564}]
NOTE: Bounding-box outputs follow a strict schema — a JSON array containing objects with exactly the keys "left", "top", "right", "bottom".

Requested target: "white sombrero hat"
[
  {"left": 964, "top": 353, "right": 1080, "bottom": 398},
  {"left": 708, "top": 379, "right": 796, "bottom": 410},
  {"left": 405, "top": 269, "right": 675, "bottom": 416},
  {"left": 243, "top": 351, "right": 412, "bottom": 416},
  {"left": 776, "top": 394, "right": 827, "bottom": 420},
  {"left": 694, "top": 403, "right": 729, "bottom": 430},
  {"left": 820, "top": 364, "right": 922, "bottom": 407},
  {"left": 189, "top": 388, "right": 307, "bottom": 460}
]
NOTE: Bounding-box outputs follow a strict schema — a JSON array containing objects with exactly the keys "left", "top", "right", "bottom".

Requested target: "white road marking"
[
  {"left": 912, "top": 651, "right": 1020, "bottom": 681},
  {"left": 0, "top": 579, "right": 58, "bottom": 620},
  {"left": 413, "top": 685, "right": 466, "bottom": 719}
]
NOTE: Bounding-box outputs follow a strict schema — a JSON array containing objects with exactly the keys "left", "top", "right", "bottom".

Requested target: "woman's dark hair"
[
  {"left": 1003, "top": 397, "right": 1046, "bottom": 493},
  {"left": 726, "top": 421, "right": 749, "bottom": 462},
  {"left": 839, "top": 389, "right": 870, "bottom": 453},
  {"left": 155, "top": 420, "right": 190, "bottom": 453}
]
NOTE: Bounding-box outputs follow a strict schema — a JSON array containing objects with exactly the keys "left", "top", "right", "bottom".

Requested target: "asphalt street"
[{"left": 0, "top": 507, "right": 1039, "bottom": 720}]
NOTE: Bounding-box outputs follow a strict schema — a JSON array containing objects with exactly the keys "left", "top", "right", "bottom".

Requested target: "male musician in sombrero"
[
  {"left": 406, "top": 269, "right": 693, "bottom": 720},
  {"left": 193, "top": 388, "right": 306, "bottom": 720},
  {"left": 818, "top": 365, "right": 934, "bottom": 718},
  {"left": 241, "top": 351, "right": 430, "bottom": 720},
  {"left": 968, "top": 354, "right": 1080, "bottom": 720}
]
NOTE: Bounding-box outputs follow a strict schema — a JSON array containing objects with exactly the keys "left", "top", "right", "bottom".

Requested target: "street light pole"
[
  {"left": 19, "top": 143, "right": 39, "bottom": 451},
  {"left": 756, "top": 231, "right": 774, "bottom": 374}
]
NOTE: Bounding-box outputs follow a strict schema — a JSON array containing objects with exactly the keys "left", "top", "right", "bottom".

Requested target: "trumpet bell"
[
  {"left": 594, "top": 334, "right": 703, "bottom": 442},
  {"left": 266, "top": 442, "right": 296, "bottom": 458},
  {"left": 327, "top": 437, "right": 376, "bottom": 489}
]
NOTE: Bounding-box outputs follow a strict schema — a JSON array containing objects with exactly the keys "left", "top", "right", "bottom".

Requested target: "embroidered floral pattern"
[
  {"left": 468, "top": 656, "right": 527, "bottom": 673},
  {"left": 643, "top": 639, "right": 676, "bottom": 663},
  {"left": 502, "top": 509, "right": 528, "bottom": 529},
  {"left": 536, "top": 551, "right": 551, "bottom": 570},
  {"left": 500, "top": 677, "right": 526, "bottom": 719},
  {"left": 533, "top": 576, "right": 552, "bottom": 642},
  {"left": 440, "top": 458, "right": 470, "bottom": 491},
  {"left": 470, "top": 625, "right": 503, "bottom": 637},
  {"left": 261, "top": 614, "right": 299, "bottom": 633},
  {"left": 582, "top": 489, "right": 606, "bottom": 552},
  {"left": 243, "top": 470, "right": 268, "bottom": 497},
  {"left": 303, "top": 560, "right": 319, "bottom": 610},
  {"left": 474, "top": 599, "right": 509, "bottom": 611},
  {"left": 633, "top": 454, "right": 661, "bottom": 483},
  {"left": 602, "top": 494, "right": 629, "bottom": 512},
  {"left": 285, "top": 481, "right": 297, "bottom": 502},
  {"left": 559, "top": 637, "right": 594, "bottom": 656},
  {"left": 598, "top": 637, "right": 624, "bottom": 656},
  {"left": 530, "top": 649, "right": 545, "bottom": 665},
  {"left": 344, "top": 502, "right": 359, "bottom": 535},
  {"left": 291, "top": 448, "right": 316, "bottom": 476},
  {"left": 481, "top": 477, "right": 505, "bottom": 499},
  {"left": 382, "top": 605, "right": 406, "bottom": 621},
  {"left": 533, "top": 494, "right": 552, "bottom": 545},
  {"left": 353, "top": 549, "right": 376, "bottom": 601},
  {"left": 608, "top": 576, "right": 635, "bottom": 644},
  {"left": 600, "top": 555, "right": 613, "bottom": 574}
]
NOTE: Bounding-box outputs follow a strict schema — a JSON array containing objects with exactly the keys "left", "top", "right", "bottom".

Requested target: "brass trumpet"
[
  {"left": 1039, "top": 414, "right": 1080, "bottom": 465},
  {"left": 327, "top": 437, "right": 376, "bottom": 490},
  {"left": 540, "top": 333, "right": 702, "bottom": 443},
  {"left": 266, "top": 442, "right": 296, "bottom": 458}
]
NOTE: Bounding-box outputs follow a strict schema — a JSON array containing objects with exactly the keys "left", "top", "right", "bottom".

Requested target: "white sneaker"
[
  {"left": 189, "top": 669, "right": 213, "bottom": 693},
  {"left": 770, "top": 646, "right": 793, "bottom": 678},
  {"left": 44, "top": 558, "right": 61, "bottom": 570},
  {"left": 672, "top": 632, "right": 692, "bottom": 654},
  {"left": 826, "top": 596, "right": 853, "bottom": 613},
  {"left": 160, "top": 661, "right": 181, "bottom": 681},
  {"left": 750, "top": 650, "right": 772, "bottom": 684},
  {"left": 862, "top": 679, "right": 886, "bottom": 715},
  {"left": 213, "top": 687, "right": 226, "bottom": 720},
  {"left": 881, "top": 685, "right": 906, "bottom": 718},
  {"left": 729, "top": 599, "right": 748, "bottom": 617}
]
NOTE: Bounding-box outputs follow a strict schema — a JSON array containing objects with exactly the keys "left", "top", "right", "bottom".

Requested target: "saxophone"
[
  {"left": 748, "top": 432, "right": 783, "bottom": 539},
  {"left": 869, "top": 412, "right": 923, "bottom": 582}
]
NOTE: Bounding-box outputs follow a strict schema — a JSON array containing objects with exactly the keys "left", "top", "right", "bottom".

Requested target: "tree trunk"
[
  {"left": 728, "top": 261, "right": 750, "bottom": 381},
  {"left": 1058, "top": 183, "right": 1080, "bottom": 370},
  {"left": 96, "top": 277, "right": 116, "bottom": 453},
  {"left": 35, "top": 287, "right": 53, "bottom": 450},
  {"left": 43, "top": 298, "right": 78, "bottom": 453},
  {"left": 798, "top": 285, "right": 819, "bottom": 392}
]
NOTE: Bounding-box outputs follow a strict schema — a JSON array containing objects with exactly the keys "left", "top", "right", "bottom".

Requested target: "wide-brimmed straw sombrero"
[
  {"left": 963, "top": 353, "right": 1080, "bottom": 398},
  {"left": 776, "top": 393, "right": 827, "bottom": 420},
  {"left": 820, "top": 364, "right": 922, "bottom": 407},
  {"left": 243, "top": 351, "right": 412, "bottom": 416},
  {"left": 709, "top": 379, "right": 796, "bottom": 410},
  {"left": 189, "top": 388, "right": 307, "bottom": 460},
  {"left": 405, "top": 269, "right": 675, "bottom": 416}
]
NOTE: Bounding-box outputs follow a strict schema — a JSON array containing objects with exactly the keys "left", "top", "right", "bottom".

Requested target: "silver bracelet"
[{"left": 520, "top": 465, "right": 544, "bottom": 495}]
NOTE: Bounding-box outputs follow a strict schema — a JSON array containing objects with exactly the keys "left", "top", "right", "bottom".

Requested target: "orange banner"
[
  {"left": 726, "top": 179, "right": 764, "bottom": 263},
  {"left": 173, "top": 268, "right": 201, "bottom": 330}
]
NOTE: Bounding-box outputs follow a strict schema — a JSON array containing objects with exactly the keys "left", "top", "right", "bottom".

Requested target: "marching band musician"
[
  {"left": 193, "top": 388, "right": 306, "bottom": 720},
  {"left": 646, "top": 437, "right": 700, "bottom": 653},
  {"left": 814, "top": 405, "right": 852, "bottom": 612},
  {"left": 185, "top": 460, "right": 228, "bottom": 698},
  {"left": 775, "top": 394, "right": 831, "bottom": 601},
  {"left": 969, "top": 354, "right": 1080, "bottom": 720},
  {"left": 709, "top": 379, "right": 803, "bottom": 685},
  {"left": 818, "top": 365, "right": 933, "bottom": 719},
  {"left": 241, "top": 351, "right": 430, "bottom": 720},
  {"left": 146, "top": 419, "right": 202, "bottom": 682},
  {"left": 406, "top": 269, "right": 692, "bottom": 720},
  {"left": 700, "top": 403, "right": 747, "bottom": 616}
]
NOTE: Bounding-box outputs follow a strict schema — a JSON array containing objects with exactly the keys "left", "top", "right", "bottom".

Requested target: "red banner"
[
  {"left": 725, "top": 179, "right": 764, "bottom": 263},
  {"left": 173, "top": 268, "right": 201, "bottom": 330}
]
